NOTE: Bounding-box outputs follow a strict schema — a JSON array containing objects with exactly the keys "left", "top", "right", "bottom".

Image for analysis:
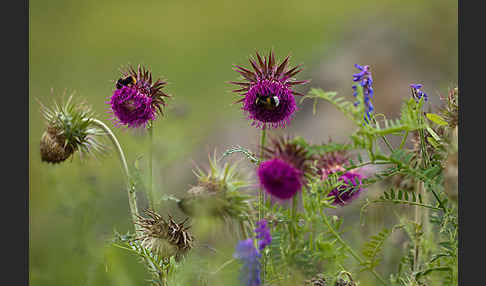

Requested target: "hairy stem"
[
  {"left": 259, "top": 126, "right": 267, "bottom": 283},
  {"left": 92, "top": 119, "right": 140, "bottom": 232}
]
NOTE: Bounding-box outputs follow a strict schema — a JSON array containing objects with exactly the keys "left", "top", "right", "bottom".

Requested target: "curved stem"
[
  {"left": 91, "top": 119, "right": 140, "bottom": 232},
  {"left": 321, "top": 209, "right": 387, "bottom": 285}
]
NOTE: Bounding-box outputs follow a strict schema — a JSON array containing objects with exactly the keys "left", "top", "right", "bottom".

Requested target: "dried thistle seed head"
[
  {"left": 39, "top": 91, "right": 106, "bottom": 164},
  {"left": 136, "top": 209, "right": 193, "bottom": 261},
  {"left": 40, "top": 126, "right": 75, "bottom": 163},
  {"left": 178, "top": 152, "right": 253, "bottom": 222},
  {"left": 304, "top": 274, "right": 328, "bottom": 286},
  {"left": 439, "top": 86, "right": 459, "bottom": 129}
]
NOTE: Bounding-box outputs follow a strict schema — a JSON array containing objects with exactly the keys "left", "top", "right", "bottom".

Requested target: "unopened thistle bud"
[
  {"left": 39, "top": 92, "right": 106, "bottom": 164},
  {"left": 135, "top": 209, "right": 193, "bottom": 261},
  {"left": 178, "top": 153, "right": 253, "bottom": 223}
]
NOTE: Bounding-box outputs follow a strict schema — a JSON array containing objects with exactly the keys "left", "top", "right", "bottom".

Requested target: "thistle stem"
[
  {"left": 290, "top": 193, "right": 298, "bottom": 248},
  {"left": 91, "top": 119, "right": 140, "bottom": 232},
  {"left": 259, "top": 127, "right": 267, "bottom": 221},
  {"left": 148, "top": 122, "right": 155, "bottom": 209}
]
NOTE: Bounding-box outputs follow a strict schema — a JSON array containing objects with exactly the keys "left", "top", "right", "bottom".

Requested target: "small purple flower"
[
  {"left": 328, "top": 171, "right": 365, "bottom": 206},
  {"left": 255, "top": 220, "right": 272, "bottom": 251},
  {"left": 230, "top": 51, "right": 309, "bottom": 128},
  {"left": 234, "top": 239, "right": 261, "bottom": 286},
  {"left": 410, "top": 83, "right": 428, "bottom": 102},
  {"left": 352, "top": 64, "right": 374, "bottom": 122},
  {"left": 108, "top": 65, "right": 169, "bottom": 128},
  {"left": 258, "top": 158, "right": 303, "bottom": 200}
]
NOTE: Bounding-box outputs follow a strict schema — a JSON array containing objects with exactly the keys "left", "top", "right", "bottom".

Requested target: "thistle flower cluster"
[
  {"left": 108, "top": 65, "right": 170, "bottom": 128},
  {"left": 39, "top": 93, "right": 106, "bottom": 163},
  {"left": 231, "top": 51, "right": 309, "bottom": 128},
  {"left": 352, "top": 64, "right": 374, "bottom": 122},
  {"left": 233, "top": 219, "right": 272, "bottom": 286}
]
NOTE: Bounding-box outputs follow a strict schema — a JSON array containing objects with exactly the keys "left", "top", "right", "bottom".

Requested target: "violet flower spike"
[
  {"left": 352, "top": 64, "right": 374, "bottom": 122},
  {"left": 255, "top": 219, "right": 272, "bottom": 251},
  {"left": 234, "top": 239, "right": 261, "bottom": 286}
]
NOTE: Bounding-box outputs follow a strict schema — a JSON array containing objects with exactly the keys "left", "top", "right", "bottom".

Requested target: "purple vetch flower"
[
  {"left": 258, "top": 136, "right": 311, "bottom": 200},
  {"left": 410, "top": 83, "right": 428, "bottom": 102},
  {"left": 254, "top": 219, "right": 272, "bottom": 251},
  {"left": 233, "top": 239, "right": 261, "bottom": 286},
  {"left": 230, "top": 50, "right": 309, "bottom": 128},
  {"left": 352, "top": 64, "right": 374, "bottom": 122},
  {"left": 108, "top": 64, "right": 170, "bottom": 128}
]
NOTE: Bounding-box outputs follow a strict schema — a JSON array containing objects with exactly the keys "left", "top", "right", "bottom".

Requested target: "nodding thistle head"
[
  {"left": 230, "top": 50, "right": 309, "bottom": 129},
  {"left": 178, "top": 153, "right": 253, "bottom": 224},
  {"left": 108, "top": 64, "right": 170, "bottom": 128},
  {"left": 39, "top": 92, "right": 106, "bottom": 164},
  {"left": 135, "top": 209, "right": 193, "bottom": 261},
  {"left": 304, "top": 274, "right": 328, "bottom": 286},
  {"left": 317, "top": 150, "right": 367, "bottom": 206},
  {"left": 258, "top": 136, "right": 312, "bottom": 200}
]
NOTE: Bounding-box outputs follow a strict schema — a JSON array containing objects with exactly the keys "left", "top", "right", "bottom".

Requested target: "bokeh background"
[{"left": 29, "top": 0, "right": 457, "bottom": 285}]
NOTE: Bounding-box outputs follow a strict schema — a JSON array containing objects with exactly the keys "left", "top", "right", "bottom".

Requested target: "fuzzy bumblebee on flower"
[
  {"left": 39, "top": 91, "right": 106, "bottom": 164},
  {"left": 230, "top": 50, "right": 309, "bottom": 128},
  {"left": 108, "top": 64, "right": 170, "bottom": 128}
]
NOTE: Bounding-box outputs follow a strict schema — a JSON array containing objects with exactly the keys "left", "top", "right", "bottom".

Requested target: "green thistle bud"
[
  {"left": 39, "top": 91, "right": 106, "bottom": 163},
  {"left": 135, "top": 209, "right": 193, "bottom": 261},
  {"left": 178, "top": 153, "right": 254, "bottom": 222}
]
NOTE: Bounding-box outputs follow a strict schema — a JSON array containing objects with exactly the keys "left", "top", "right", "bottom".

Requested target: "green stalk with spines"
[{"left": 148, "top": 121, "right": 155, "bottom": 209}]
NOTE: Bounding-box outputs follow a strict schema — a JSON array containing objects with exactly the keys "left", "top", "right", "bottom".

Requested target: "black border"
[{"left": 4, "top": 0, "right": 28, "bottom": 285}]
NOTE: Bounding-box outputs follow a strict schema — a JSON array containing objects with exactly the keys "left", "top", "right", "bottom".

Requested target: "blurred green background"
[{"left": 29, "top": 0, "right": 457, "bottom": 285}]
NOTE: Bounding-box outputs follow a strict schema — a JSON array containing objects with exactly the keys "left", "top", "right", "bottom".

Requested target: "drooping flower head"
[
  {"left": 410, "top": 83, "right": 428, "bottom": 102},
  {"left": 257, "top": 136, "right": 311, "bottom": 200},
  {"left": 254, "top": 219, "right": 272, "bottom": 251},
  {"left": 230, "top": 50, "right": 309, "bottom": 128},
  {"left": 108, "top": 65, "right": 170, "bottom": 128},
  {"left": 352, "top": 64, "right": 374, "bottom": 122},
  {"left": 317, "top": 150, "right": 367, "bottom": 206},
  {"left": 135, "top": 209, "right": 193, "bottom": 261},
  {"left": 39, "top": 91, "right": 106, "bottom": 164}
]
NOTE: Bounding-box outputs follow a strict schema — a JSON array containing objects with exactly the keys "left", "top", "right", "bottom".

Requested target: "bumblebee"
[
  {"left": 255, "top": 95, "right": 280, "bottom": 110},
  {"left": 116, "top": 75, "right": 136, "bottom": 89}
]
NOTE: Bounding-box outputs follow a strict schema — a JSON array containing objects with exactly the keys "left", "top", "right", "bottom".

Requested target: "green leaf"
[{"left": 426, "top": 113, "right": 448, "bottom": 126}]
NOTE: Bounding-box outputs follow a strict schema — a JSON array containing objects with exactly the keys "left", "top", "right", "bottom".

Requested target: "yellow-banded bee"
[
  {"left": 116, "top": 75, "right": 137, "bottom": 89},
  {"left": 255, "top": 95, "right": 280, "bottom": 110}
]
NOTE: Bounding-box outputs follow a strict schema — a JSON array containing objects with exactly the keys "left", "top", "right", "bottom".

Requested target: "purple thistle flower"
[
  {"left": 257, "top": 136, "right": 311, "bottom": 200},
  {"left": 230, "top": 50, "right": 309, "bottom": 128},
  {"left": 108, "top": 64, "right": 170, "bottom": 128},
  {"left": 318, "top": 150, "right": 367, "bottom": 206},
  {"left": 109, "top": 86, "right": 156, "bottom": 128},
  {"left": 352, "top": 64, "right": 374, "bottom": 122},
  {"left": 258, "top": 158, "right": 303, "bottom": 200},
  {"left": 410, "top": 83, "right": 428, "bottom": 102},
  {"left": 254, "top": 219, "right": 272, "bottom": 251},
  {"left": 234, "top": 239, "right": 261, "bottom": 286}
]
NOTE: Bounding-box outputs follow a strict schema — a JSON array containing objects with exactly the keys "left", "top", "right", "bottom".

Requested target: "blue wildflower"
[
  {"left": 255, "top": 220, "right": 272, "bottom": 251},
  {"left": 410, "top": 83, "right": 428, "bottom": 102},
  {"left": 234, "top": 239, "right": 261, "bottom": 286},
  {"left": 352, "top": 64, "right": 374, "bottom": 122}
]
